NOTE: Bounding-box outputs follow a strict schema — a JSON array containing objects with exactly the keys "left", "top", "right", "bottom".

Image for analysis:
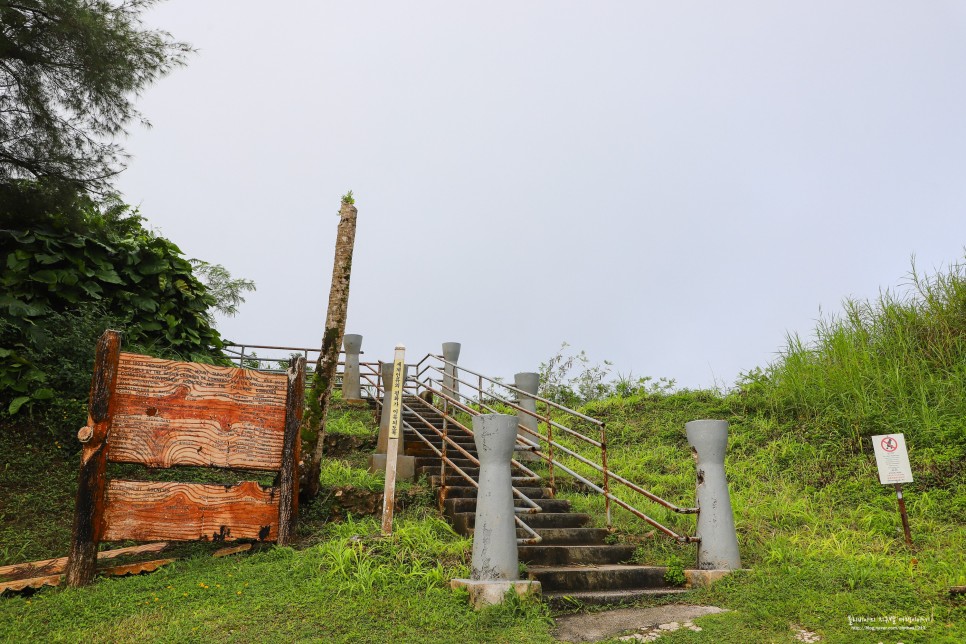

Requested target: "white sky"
[{"left": 117, "top": 1, "right": 966, "bottom": 389}]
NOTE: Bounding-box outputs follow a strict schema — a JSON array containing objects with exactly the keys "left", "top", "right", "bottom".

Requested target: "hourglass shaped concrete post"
[
  {"left": 442, "top": 342, "right": 461, "bottom": 401},
  {"left": 513, "top": 372, "right": 540, "bottom": 459},
  {"left": 451, "top": 414, "right": 540, "bottom": 608},
  {"left": 341, "top": 334, "right": 363, "bottom": 401},
  {"left": 369, "top": 361, "right": 414, "bottom": 479},
  {"left": 686, "top": 419, "right": 741, "bottom": 570}
]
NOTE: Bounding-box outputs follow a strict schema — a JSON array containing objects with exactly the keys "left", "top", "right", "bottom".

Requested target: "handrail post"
[
  {"left": 513, "top": 372, "right": 540, "bottom": 462},
  {"left": 442, "top": 342, "right": 461, "bottom": 400},
  {"left": 478, "top": 374, "right": 483, "bottom": 411},
  {"left": 440, "top": 393, "right": 449, "bottom": 513},
  {"left": 545, "top": 405, "right": 555, "bottom": 497},
  {"left": 341, "top": 334, "right": 363, "bottom": 401},
  {"left": 686, "top": 420, "right": 741, "bottom": 569},
  {"left": 601, "top": 422, "right": 611, "bottom": 529},
  {"left": 451, "top": 414, "right": 541, "bottom": 608}
]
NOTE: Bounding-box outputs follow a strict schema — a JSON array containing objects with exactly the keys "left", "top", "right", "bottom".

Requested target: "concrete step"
[
  {"left": 525, "top": 565, "right": 671, "bottom": 592},
  {"left": 405, "top": 435, "right": 476, "bottom": 448},
  {"left": 451, "top": 512, "right": 592, "bottom": 534},
  {"left": 518, "top": 544, "right": 638, "bottom": 566},
  {"left": 543, "top": 588, "right": 690, "bottom": 609},
  {"left": 414, "top": 456, "right": 476, "bottom": 469},
  {"left": 511, "top": 527, "right": 611, "bottom": 544},
  {"left": 405, "top": 445, "right": 476, "bottom": 458},
  {"left": 429, "top": 474, "right": 540, "bottom": 488},
  {"left": 443, "top": 486, "right": 554, "bottom": 500},
  {"left": 443, "top": 497, "right": 571, "bottom": 515}
]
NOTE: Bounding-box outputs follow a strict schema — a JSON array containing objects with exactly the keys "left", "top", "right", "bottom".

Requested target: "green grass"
[
  {"left": 3, "top": 258, "right": 966, "bottom": 642},
  {"left": 0, "top": 512, "right": 553, "bottom": 643}
]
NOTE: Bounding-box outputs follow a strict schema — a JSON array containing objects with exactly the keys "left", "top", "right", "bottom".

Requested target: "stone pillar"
[
  {"left": 451, "top": 413, "right": 541, "bottom": 608},
  {"left": 686, "top": 419, "right": 741, "bottom": 570},
  {"left": 341, "top": 334, "right": 362, "bottom": 401},
  {"left": 369, "top": 361, "right": 414, "bottom": 480},
  {"left": 513, "top": 372, "right": 540, "bottom": 460},
  {"left": 442, "top": 342, "right": 461, "bottom": 401}
]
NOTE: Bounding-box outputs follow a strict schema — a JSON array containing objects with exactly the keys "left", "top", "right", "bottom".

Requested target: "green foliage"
[
  {"left": 341, "top": 190, "right": 355, "bottom": 205},
  {"left": 188, "top": 259, "right": 255, "bottom": 318},
  {"left": 538, "top": 341, "right": 674, "bottom": 406},
  {"left": 0, "top": 1, "right": 191, "bottom": 192},
  {"left": 318, "top": 459, "right": 385, "bottom": 492},
  {"left": 663, "top": 553, "right": 686, "bottom": 587},
  {"left": 317, "top": 514, "right": 469, "bottom": 595},
  {"left": 0, "top": 190, "right": 234, "bottom": 430}
]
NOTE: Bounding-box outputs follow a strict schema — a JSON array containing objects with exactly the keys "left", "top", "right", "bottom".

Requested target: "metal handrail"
[
  {"left": 370, "top": 377, "right": 543, "bottom": 544},
  {"left": 224, "top": 342, "right": 696, "bottom": 544},
  {"left": 414, "top": 354, "right": 699, "bottom": 544}
]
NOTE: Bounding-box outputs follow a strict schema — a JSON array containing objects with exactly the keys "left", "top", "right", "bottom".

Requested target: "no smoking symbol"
[{"left": 880, "top": 436, "right": 898, "bottom": 453}]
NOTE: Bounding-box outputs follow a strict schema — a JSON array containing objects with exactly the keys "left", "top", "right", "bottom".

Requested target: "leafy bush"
[{"left": 0, "top": 184, "right": 242, "bottom": 434}]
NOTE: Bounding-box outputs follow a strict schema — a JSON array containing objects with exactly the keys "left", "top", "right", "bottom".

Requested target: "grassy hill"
[{"left": 1, "top": 261, "right": 965, "bottom": 642}]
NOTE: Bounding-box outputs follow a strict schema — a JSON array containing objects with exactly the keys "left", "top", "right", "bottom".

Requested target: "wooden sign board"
[{"left": 64, "top": 331, "right": 305, "bottom": 587}]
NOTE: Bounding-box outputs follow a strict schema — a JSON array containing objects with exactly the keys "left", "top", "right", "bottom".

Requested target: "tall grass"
[{"left": 745, "top": 257, "right": 966, "bottom": 465}]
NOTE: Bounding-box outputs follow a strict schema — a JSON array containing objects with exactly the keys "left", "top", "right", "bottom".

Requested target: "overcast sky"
[{"left": 117, "top": 1, "right": 966, "bottom": 389}]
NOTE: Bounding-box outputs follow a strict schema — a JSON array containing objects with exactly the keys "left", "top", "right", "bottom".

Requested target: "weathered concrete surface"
[
  {"left": 686, "top": 419, "right": 741, "bottom": 570},
  {"left": 341, "top": 334, "right": 363, "bottom": 400},
  {"left": 553, "top": 605, "right": 727, "bottom": 643},
  {"left": 442, "top": 342, "right": 461, "bottom": 399},
  {"left": 370, "top": 362, "right": 414, "bottom": 480},
  {"left": 450, "top": 578, "right": 541, "bottom": 609},
  {"left": 470, "top": 414, "right": 518, "bottom": 581},
  {"left": 513, "top": 372, "right": 540, "bottom": 461}
]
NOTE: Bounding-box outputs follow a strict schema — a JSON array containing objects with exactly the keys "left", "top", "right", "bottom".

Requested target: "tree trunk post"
[
  {"left": 304, "top": 197, "right": 358, "bottom": 500},
  {"left": 65, "top": 330, "right": 122, "bottom": 587}
]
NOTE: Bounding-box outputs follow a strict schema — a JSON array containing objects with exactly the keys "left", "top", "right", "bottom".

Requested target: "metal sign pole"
[
  {"left": 872, "top": 433, "right": 914, "bottom": 548},
  {"left": 894, "top": 483, "right": 913, "bottom": 546},
  {"left": 381, "top": 344, "right": 406, "bottom": 536}
]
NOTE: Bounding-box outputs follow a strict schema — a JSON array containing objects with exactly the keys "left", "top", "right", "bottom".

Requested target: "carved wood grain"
[
  {"left": 102, "top": 480, "right": 279, "bottom": 542},
  {"left": 107, "top": 353, "right": 287, "bottom": 469}
]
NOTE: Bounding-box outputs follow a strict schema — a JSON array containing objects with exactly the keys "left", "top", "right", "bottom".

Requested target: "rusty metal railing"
[
  {"left": 369, "top": 362, "right": 544, "bottom": 545},
  {"left": 411, "top": 354, "right": 699, "bottom": 544},
  {"left": 224, "top": 343, "right": 695, "bottom": 544}
]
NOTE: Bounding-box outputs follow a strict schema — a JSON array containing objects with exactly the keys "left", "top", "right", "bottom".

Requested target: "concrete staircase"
[{"left": 400, "top": 396, "right": 689, "bottom": 608}]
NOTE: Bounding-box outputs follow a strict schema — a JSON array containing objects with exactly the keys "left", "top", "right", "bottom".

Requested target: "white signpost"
[
  {"left": 380, "top": 344, "right": 406, "bottom": 536},
  {"left": 871, "top": 433, "right": 913, "bottom": 546}
]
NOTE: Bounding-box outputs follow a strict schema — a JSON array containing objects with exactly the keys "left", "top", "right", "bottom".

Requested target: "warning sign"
[{"left": 871, "top": 433, "right": 913, "bottom": 484}]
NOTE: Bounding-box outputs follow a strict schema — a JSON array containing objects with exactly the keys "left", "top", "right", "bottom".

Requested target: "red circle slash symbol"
[{"left": 880, "top": 436, "right": 898, "bottom": 453}]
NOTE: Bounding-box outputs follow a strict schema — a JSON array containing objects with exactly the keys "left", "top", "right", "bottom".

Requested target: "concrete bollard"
[
  {"left": 369, "top": 361, "right": 414, "bottom": 480},
  {"left": 442, "top": 342, "right": 461, "bottom": 401},
  {"left": 341, "top": 334, "right": 363, "bottom": 401},
  {"left": 471, "top": 414, "right": 519, "bottom": 581},
  {"left": 513, "top": 372, "right": 540, "bottom": 460},
  {"left": 451, "top": 413, "right": 541, "bottom": 608},
  {"left": 685, "top": 419, "right": 741, "bottom": 570}
]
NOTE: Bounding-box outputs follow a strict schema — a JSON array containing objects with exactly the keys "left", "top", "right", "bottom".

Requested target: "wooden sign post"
[
  {"left": 871, "top": 433, "right": 914, "bottom": 546},
  {"left": 64, "top": 330, "right": 305, "bottom": 587},
  {"left": 381, "top": 344, "right": 406, "bottom": 536}
]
